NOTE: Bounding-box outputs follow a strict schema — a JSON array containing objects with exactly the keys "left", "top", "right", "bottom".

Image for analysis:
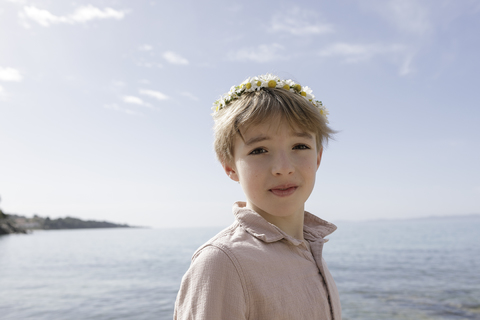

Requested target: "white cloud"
[
  {"left": 399, "top": 52, "right": 415, "bottom": 76},
  {"left": 139, "top": 89, "right": 169, "bottom": 101},
  {"left": 69, "top": 5, "right": 125, "bottom": 22},
  {"left": 135, "top": 60, "right": 163, "bottom": 68},
  {"left": 104, "top": 104, "right": 141, "bottom": 116},
  {"left": 123, "top": 95, "right": 145, "bottom": 105},
  {"left": 139, "top": 44, "right": 153, "bottom": 51},
  {"left": 20, "top": 5, "right": 127, "bottom": 27},
  {"left": 0, "top": 67, "right": 22, "bottom": 82},
  {"left": 319, "top": 42, "right": 404, "bottom": 61},
  {"left": 228, "top": 43, "right": 285, "bottom": 63},
  {"left": 163, "top": 51, "right": 189, "bottom": 65},
  {"left": 19, "top": 7, "right": 60, "bottom": 27},
  {"left": 361, "top": 0, "right": 431, "bottom": 36},
  {"left": 386, "top": 0, "right": 431, "bottom": 36},
  {"left": 319, "top": 42, "right": 414, "bottom": 75},
  {"left": 270, "top": 7, "right": 333, "bottom": 36},
  {"left": 122, "top": 95, "right": 154, "bottom": 108},
  {"left": 181, "top": 92, "right": 199, "bottom": 101}
]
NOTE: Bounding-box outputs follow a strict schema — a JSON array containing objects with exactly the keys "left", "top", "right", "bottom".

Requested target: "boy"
[{"left": 174, "top": 74, "right": 341, "bottom": 319}]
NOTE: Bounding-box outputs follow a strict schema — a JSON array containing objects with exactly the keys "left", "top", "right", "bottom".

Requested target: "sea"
[{"left": 1, "top": 216, "right": 479, "bottom": 320}]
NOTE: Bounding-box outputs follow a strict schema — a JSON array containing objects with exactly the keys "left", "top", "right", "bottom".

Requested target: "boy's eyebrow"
[
  {"left": 245, "top": 135, "right": 269, "bottom": 146},
  {"left": 292, "top": 131, "right": 314, "bottom": 140},
  {"left": 244, "top": 132, "right": 313, "bottom": 146}
]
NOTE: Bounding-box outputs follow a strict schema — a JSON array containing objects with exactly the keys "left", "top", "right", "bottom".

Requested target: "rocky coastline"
[
  {"left": 0, "top": 209, "right": 132, "bottom": 235},
  {"left": 0, "top": 210, "right": 27, "bottom": 234}
]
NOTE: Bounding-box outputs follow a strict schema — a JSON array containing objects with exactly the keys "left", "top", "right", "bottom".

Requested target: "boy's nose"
[{"left": 271, "top": 152, "right": 295, "bottom": 176}]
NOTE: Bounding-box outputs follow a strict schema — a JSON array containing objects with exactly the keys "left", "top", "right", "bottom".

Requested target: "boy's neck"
[{"left": 247, "top": 203, "right": 305, "bottom": 240}]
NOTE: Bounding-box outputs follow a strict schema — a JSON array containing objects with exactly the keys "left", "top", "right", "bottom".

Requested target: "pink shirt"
[{"left": 174, "top": 202, "right": 341, "bottom": 320}]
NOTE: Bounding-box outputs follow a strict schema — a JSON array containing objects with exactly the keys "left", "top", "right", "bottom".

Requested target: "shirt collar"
[{"left": 233, "top": 201, "right": 337, "bottom": 245}]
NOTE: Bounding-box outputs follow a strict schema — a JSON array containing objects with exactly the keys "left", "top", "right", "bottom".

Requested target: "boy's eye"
[
  {"left": 250, "top": 148, "right": 267, "bottom": 155},
  {"left": 293, "top": 144, "right": 310, "bottom": 150}
]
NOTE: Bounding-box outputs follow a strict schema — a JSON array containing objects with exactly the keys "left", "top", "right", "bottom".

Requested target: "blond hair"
[{"left": 213, "top": 87, "right": 335, "bottom": 164}]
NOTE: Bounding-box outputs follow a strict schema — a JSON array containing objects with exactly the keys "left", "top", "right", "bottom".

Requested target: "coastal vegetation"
[
  {"left": 0, "top": 195, "right": 132, "bottom": 235},
  {"left": 0, "top": 212, "right": 132, "bottom": 235}
]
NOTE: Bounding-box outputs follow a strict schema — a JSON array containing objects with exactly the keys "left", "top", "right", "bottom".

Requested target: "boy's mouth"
[{"left": 269, "top": 184, "right": 297, "bottom": 197}]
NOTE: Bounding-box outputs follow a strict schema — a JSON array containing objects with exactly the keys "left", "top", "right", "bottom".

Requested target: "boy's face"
[{"left": 223, "top": 116, "right": 322, "bottom": 221}]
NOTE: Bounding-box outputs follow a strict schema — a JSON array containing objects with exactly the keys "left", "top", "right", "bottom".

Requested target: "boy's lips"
[{"left": 269, "top": 184, "right": 298, "bottom": 197}]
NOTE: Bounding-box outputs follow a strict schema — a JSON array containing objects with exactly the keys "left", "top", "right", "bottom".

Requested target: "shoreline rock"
[
  {"left": 0, "top": 211, "right": 134, "bottom": 235},
  {"left": 0, "top": 218, "right": 27, "bottom": 235}
]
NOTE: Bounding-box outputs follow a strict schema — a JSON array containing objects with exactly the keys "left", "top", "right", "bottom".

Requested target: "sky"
[{"left": 1, "top": 0, "right": 479, "bottom": 228}]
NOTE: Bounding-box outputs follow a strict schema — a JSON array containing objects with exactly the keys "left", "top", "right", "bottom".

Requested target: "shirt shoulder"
[
  {"left": 193, "top": 221, "right": 247, "bottom": 257},
  {"left": 174, "top": 240, "right": 250, "bottom": 320}
]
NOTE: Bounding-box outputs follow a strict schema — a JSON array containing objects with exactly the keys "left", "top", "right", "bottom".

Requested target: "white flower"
[
  {"left": 302, "top": 86, "right": 313, "bottom": 96},
  {"left": 275, "top": 80, "right": 285, "bottom": 89},
  {"left": 259, "top": 80, "right": 268, "bottom": 88},
  {"left": 285, "top": 79, "right": 295, "bottom": 86},
  {"left": 250, "top": 77, "right": 262, "bottom": 90},
  {"left": 261, "top": 74, "right": 278, "bottom": 82}
]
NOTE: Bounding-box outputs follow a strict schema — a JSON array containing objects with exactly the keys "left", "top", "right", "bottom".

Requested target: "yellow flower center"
[
  {"left": 301, "top": 91, "right": 307, "bottom": 97},
  {"left": 256, "top": 81, "right": 262, "bottom": 86},
  {"left": 283, "top": 84, "right": 290, "bottom": 90},
  {"left": 294, "top": 84, "right": 302, "bottom": 92},
  {"left": 246, "top": 82, "right": 252, "bottom": 89},
  {"left": 268, "top": 80, "right": 277, "bottom": 88}
]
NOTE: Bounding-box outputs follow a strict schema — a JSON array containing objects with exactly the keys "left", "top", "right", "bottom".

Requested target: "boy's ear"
[
  {"left": 316, "top": 147, "right": 323, "bottom": 170},
  {"left": 222, "top": 162, "right": 239, "bottom": 182}
]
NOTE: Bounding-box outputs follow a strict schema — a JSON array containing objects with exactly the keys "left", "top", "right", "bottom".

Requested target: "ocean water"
[
  {"left": 326, "top": 217, "right": 480, "bottom": 320},
  {"left": 0, "top": 217, "right": 479, "bottom": 319}
]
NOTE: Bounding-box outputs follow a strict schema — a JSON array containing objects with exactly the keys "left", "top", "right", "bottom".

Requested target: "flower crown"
[{"left": 212, "top": 74, "right": 329, "bottom": 122}]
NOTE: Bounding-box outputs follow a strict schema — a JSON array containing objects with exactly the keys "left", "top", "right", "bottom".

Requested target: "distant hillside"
[
  {"left": 0, "top": 208, "right": 27, "bottom": 235},
  {"left": 1, "top": 212, "right": 133, "bottom": 235},
  {"left": 413, "top": 213, "right": 480, "bottom": 220}
]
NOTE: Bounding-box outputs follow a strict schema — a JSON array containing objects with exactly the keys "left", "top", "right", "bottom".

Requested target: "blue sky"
[{"left": 1, "top": 0, "right": 479, "bottom": 228}]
